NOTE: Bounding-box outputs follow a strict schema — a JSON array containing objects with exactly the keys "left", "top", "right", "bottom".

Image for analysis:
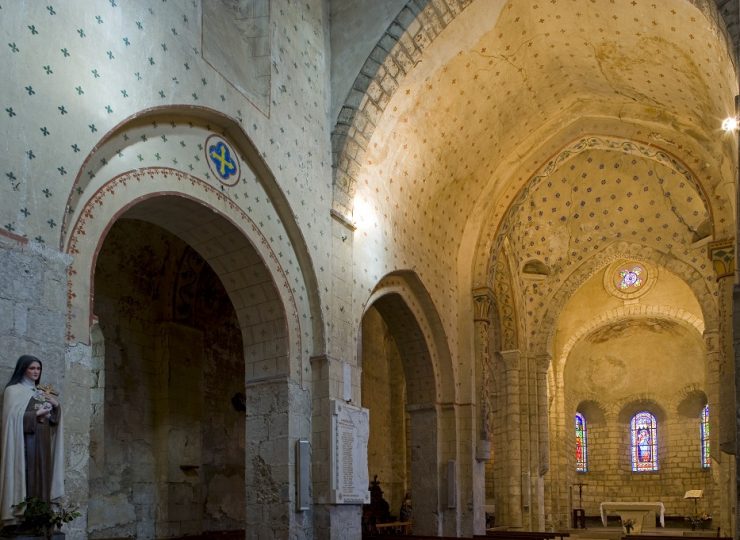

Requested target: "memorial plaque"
[{"left": 330, "top": 399, "right": 370, "bottom": 504}]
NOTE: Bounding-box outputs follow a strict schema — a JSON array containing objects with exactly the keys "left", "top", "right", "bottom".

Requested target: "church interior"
[{"left": 1, "top": 0, "right": 740, "bottom": 538}]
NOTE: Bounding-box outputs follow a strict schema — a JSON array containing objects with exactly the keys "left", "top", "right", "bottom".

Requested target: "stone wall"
[
  {"left": 89, "top": 219, "right": 245, "bottom": 538},
  {"left": 0, "top": 232, "right": 69, "bottom": 386},
  {"left": 557, "top": 318, "right": 715, "bottom": 524},
  {"left": 569, "top": 414, "right": 714, "bottom": 518}
]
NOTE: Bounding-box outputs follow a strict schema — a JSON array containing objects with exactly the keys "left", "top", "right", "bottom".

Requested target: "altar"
[{"left": 600, "top": 501, "right": 665, "bottom": 533}]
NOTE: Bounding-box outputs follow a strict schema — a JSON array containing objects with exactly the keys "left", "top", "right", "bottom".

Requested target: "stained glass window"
[
  {"left": 575, "top": 413, "right": 588, "bottom": 472},
  {"left": 614, "top": 264, "right": 646, "bottom": 292},
  {"left": 700, "top": 404, "right": 710, "bottom": 469},
  {"left": 630, "top": 411, "right": 658, "bottom": 472}
]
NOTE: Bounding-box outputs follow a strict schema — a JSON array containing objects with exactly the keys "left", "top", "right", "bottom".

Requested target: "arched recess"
[
  {"left": 360, "top": 271, "right": 455, "bottom": 536},
  {"left": 557, "top": 305, "right": 705, "bottom": 374},
  {"left": 556, "top": 313, "right": 712, "bottom": 527},
  {"left": 65, "top": 173, "right": 302, "bottom": 380},
  {"left": 533, "top": 243, "right": 718, "bottom": 356},
  {"left": 61, "top": 107, "right": 320, "bottom": 539},
  {"left": 75, "top": 190, "right": 300, "bottom": 538}
]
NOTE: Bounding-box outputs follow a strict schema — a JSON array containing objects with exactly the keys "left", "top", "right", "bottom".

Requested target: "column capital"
[
  {"left": 534, "top": 353, "right": 552, "bottom": 372},
  {"left": 708, "top": 239, "right": 734, "bottom": 281},
  {"left": 472, "top": 287, "right": 495, "bottom": 323},
  {"left": 498, "top": 349, "right": 520, "bottom": 370},
  {"left": 702, "top": 329, "right": 720, "bottom": 352}
]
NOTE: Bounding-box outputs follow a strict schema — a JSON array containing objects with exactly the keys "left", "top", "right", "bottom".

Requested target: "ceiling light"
[{"left": 721, "top": 116, "right": 738, "bottom": 132}]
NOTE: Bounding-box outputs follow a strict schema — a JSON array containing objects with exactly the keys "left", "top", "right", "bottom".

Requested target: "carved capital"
[
  {"left": 498, "top": 349, "right": 520, "bottom": 371},
  {"left": 534, "top": 353, "right": 551, "bottom": 373},
  {"left": 708, "top": 239, "right": 734, "bottom": 281},
  {"left": 702, "top": 330, "right": 720, "bottom": 352},
  {"left": 473, "top": 287, "right": 495, "bottom": 323}
]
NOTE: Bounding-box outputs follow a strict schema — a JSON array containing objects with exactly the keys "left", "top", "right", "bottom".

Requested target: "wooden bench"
[
  {"left": 623, "top": 536, "right": 729, "bottom": 540},
  {"left": 373, "top": 520, "right": 413, "bottom": 535},
  {"left": 368, "top": 536, "right": 468, "bottom": 540},
  {"left": 480, "top": 530, "right": 570, "bottom": 540}
]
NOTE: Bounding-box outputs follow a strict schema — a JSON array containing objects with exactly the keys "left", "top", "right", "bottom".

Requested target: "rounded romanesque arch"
[
  {"left": 64, "top": 172, "right": 303, "bottom": 378},
  {"left": 61, "top": 107, "right": 323, "bottom": 539},
  {"left": 472, "top": 133, "right": 729, "bottom": 308},
  {"left": 360, "top": 270, "right": 456, "bottom": 536},
  {"left": 363, "top": 270, "right": 455, "bottom": 408},
  {"left": 532, "top": 243, "right": 718, "bottom": 357},
  {"left": 557, "top": 304, "right": 705, "bottom": 374},
  {"left": 62, "top": 106, "right": 324, "bottom": 356}
]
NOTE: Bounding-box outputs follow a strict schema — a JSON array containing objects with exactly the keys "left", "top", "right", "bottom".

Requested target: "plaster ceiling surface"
[
  {"left": 356, "top": 0, "right": 736, "bottom": 342},
  {"left": 563, "top": 316, "right": 705, "bottom": 402}
]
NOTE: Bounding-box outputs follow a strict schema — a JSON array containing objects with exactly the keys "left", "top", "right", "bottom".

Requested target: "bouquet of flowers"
[{"left": 685, "top": 513, "right": 711, "bottom": 530}]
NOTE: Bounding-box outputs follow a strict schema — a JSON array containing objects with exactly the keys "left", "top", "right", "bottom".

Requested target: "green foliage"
[{"left": 10, "top": 497, "right": 80, "bottom": 538}]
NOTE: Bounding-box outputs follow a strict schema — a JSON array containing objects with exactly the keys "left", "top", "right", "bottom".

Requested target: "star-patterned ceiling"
[{"left": 353, "top": 0, "right": 737, "bottom": 347}]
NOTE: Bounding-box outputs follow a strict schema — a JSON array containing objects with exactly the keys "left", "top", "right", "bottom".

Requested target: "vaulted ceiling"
[{"left": 354, "top": 0, "right": 737, "bottom": 347}]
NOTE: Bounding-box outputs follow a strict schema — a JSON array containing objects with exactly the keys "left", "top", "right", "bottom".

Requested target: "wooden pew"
[
  {"left": 368, "top": 536, "right": 469, "bottom": 539},
  {"left": 479, "top": 530, "right": 571, "bottom": 540},
  {"left": 366, "top": 530, "right": 571, "bottom": 540},
  {"left": 373, "top": 520, "right": 413, "bottom": 535},
  {"left": 623, "top": 536, "right": 729, "bottom": 540}
]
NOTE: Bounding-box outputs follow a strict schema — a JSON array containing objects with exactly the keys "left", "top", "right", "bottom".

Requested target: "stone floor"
[{"left": 565, "top": 527, "right": 719, "bottom": 540}]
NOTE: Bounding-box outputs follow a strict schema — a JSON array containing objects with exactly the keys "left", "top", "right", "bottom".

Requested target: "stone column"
[
  {"left": 310, "top": 354, "right": 362, "bottom": 539},
  {"left": 310, "top": 211, "right": 363, "bottom": 538},
  {"left": 473, "top": 288, "right": 495, "bottom": 534},
  {"left": 407, "top": 404, "right": 441, "bottom": 536},
  {"left": 548, "top": 366, "right": 569, "bottom": 530},
  {"left": 531, "top": 354, "right": 550, "bottom": 530},
  {"left": 455, "top": 402, "right": 477, "bottom": 537},
  {"left": 499, "top": 349, "right": 523, "bottom": 527},
  {"left": 244, "top": 374, "right": 312, "bottom": 539},
  {"left": 707, "top": 240, "right": 736, "bottom": 537}
]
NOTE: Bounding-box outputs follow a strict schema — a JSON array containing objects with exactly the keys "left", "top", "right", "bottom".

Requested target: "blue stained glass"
[
  {"left": 631, "top": 411, "right": 658, "bottom": 472},
  {"left": 575, "top": 413, "right": 587, "bottom": 472},
  {"left": 700, "top": 404, "right": 710, "bottom": 469}
]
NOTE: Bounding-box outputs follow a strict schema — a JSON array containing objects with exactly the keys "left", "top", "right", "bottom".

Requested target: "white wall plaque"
[{"left": 330, "top": 399, "right": 370, "bottom": 504}]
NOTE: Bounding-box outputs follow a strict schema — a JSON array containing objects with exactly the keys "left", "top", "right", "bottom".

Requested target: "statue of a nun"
[{"left": 0, "top": 355, "right": 64, "bottom": 524}]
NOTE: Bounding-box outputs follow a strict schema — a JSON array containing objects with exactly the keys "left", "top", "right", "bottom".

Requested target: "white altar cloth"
[{"left": 600, "top": 501, "right": 665, "bottom": 529}]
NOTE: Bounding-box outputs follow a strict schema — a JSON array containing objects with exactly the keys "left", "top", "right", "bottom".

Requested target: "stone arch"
[
  {"left": 363, "top": 270, "right": 455, "bottom": 404},
  {"left": 360, "top": 270, "right": 455, "bottom": 535},
  {"left": 615, "top": 397, "right": 667, "bottom": 424},
  {"left": 464, "top": 126, "right": 735, "bottom": 307},
  {"left": 68, "top": 181, "right": 310, "bottom": 536},
  {"left": 674, "top": 385, "right": 709, "bottom": 418},
  {"left": 491, "top": 245, "right": 521, "bottom": 353},
  {"left": 473, "top": 134, "right": 727, "bottom": 293},
  {"left": 532, "top": 243, "right": 717, "bottom": 356},
  {"left": 62, "top": 105, "right": 324, "bottom": 356},
  {"left": 64, "top": 173, "right": 303, "bottom": 382},
  {"left": 487, "top": 136, "right": 718, "bottom": 272},
  {"left": 574, "top": 399, "right": 607, "bottom": 426},
  {"left": 331, "top": 0, "right": 475, "bottom": 218},
  {"left": 557, "top": 304, "right": 705, "bottom": 376}
]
